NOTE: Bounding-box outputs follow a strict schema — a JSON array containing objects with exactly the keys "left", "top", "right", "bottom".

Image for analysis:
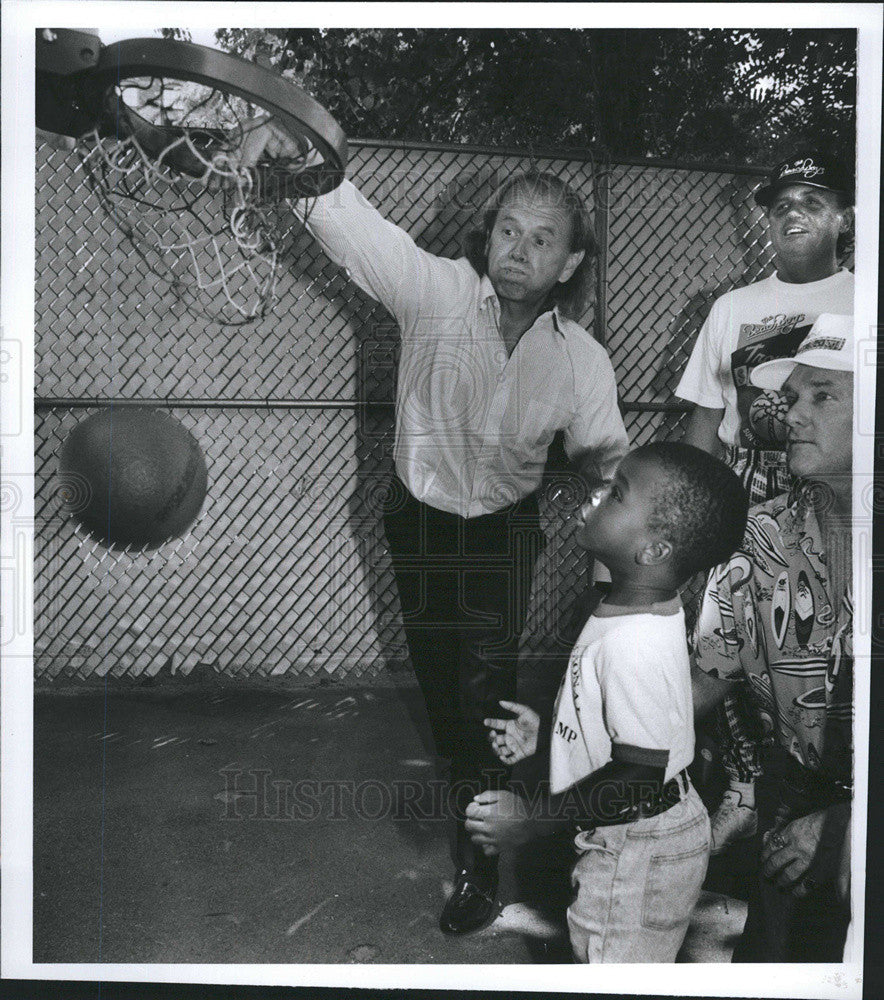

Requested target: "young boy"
[{"left": 465, "top": 441, "right": 749, "bottom": 962}]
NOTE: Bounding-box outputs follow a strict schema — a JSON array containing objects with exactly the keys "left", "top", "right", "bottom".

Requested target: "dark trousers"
[
  {"left": 733, "top": 748, "right": 851, "bottom": 962},
  {"left": 382, "top": 478, "right": 544, "bottom": 872}
]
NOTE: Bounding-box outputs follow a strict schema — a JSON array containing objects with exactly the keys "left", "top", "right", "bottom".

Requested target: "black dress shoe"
[{"left": 439, "top": 868, "right": 498, "bottom": 935}]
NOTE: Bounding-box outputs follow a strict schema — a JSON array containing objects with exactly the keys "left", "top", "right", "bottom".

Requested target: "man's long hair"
[{"left": 462, "top": 170, "right": 598, "bottom": 321}]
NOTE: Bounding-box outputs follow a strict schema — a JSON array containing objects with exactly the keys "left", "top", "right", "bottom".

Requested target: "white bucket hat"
[{"left": 750, "top": 313, "right": 854, "bottom": 391}]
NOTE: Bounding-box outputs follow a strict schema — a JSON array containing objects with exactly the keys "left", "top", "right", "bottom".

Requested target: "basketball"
[{"left": 58, "top": 408, "right": 208, "bottom": 549}]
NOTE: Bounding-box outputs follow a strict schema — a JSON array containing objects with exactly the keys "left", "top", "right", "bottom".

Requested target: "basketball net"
[{"left": 76, "top": 77, "right": 316, "bottom": 326}]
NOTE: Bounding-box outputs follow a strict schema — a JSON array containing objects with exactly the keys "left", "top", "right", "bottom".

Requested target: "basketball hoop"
[{"left": 38, "top": 34, "right": 348, "bottom": 325}]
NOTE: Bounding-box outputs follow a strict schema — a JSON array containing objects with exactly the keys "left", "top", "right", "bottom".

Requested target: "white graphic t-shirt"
[
  {"left": 675, "top": 270, "right": 854, "bottom": 449},
  {"left": 550, "top": 600, "right": 695, "bottom": 794}
]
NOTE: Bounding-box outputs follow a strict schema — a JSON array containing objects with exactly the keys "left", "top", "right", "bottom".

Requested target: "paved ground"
[{"left": 33, "top": 681, "right": 748, "bottom": 964}]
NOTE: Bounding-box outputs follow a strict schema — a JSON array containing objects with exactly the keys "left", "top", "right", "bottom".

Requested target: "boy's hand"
[
  {"left": 484, "top": 700, "right": 540, "bottom": 765},
  {"left": 465, "top": 790, "right": 535, "bottom": 855}
]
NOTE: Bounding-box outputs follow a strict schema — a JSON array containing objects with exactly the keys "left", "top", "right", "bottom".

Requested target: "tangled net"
[{"left": 76, "top": 75, "right": 317, "bottom": 326}]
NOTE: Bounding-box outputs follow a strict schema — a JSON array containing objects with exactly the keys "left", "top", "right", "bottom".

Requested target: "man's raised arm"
[
  {"left": 240, "top": 118, "right": 464, "bottom": 327},
  {"left": 292, "top": 178, "right": 460, "bottom": 324}
]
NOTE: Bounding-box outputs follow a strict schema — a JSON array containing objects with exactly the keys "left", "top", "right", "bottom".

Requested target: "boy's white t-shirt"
[
  {"left": 675, "top": 269, "right": 854, "bottom": 449},
  {"left": 550, "top": 599, "right": 694, "bottom": 794}
]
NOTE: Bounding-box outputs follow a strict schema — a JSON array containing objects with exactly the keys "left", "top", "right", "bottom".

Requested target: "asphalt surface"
[{"left": 33, "top": 682, "right": 747, "bottom": 964}]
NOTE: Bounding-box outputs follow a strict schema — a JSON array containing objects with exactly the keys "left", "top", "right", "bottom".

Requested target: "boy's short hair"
[{"left": 633, "top": 441, "right": 749, "bottom": 581}]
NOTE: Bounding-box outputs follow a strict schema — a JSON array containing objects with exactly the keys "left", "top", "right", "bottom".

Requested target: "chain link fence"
[{"left": 34, "top": 139, "right": 774, "bottom": 683}]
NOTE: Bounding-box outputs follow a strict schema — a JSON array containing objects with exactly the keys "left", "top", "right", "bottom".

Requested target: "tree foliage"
[{"left": 170, "top": 27, "right": 855, "bottom": 165}]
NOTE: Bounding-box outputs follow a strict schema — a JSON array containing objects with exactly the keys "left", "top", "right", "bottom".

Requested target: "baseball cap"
[
  {"left": 750, "top": 314, "right": 854, "bottom": 391},
  {"left": 754, "top": 152, "right": 854, "bottom": 208}
]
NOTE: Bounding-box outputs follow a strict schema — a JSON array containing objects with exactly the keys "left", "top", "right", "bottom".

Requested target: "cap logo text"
[
  {"left": 797, "top": 337, "right": 846, "bottom": 354},
  {"left": 780, "top": 157, "right": 825, "bottom": 179}
]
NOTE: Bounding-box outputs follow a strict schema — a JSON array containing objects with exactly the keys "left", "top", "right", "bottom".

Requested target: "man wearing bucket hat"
[
  {"left": 675, "top": 150, "right": 854, "bottom": 855},
  {"left": 690, "top": 313, "right": 854, "bottom": 962}
]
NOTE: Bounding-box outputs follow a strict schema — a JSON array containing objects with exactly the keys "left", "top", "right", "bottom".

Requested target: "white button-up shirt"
[{"left": 297, "top": 180, "right": 629, "bottom": 518}]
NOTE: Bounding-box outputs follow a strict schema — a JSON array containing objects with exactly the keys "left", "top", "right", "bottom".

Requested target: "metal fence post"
[{"left": 593, "top": 160, "right": 610, "bottom": 347}]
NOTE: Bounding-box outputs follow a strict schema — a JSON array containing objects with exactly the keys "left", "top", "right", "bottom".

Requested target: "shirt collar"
[
  {"left": 479, "top": 274, "right": 497, "bottom": 307},
  {"left": 593, "top": 595, "right": 683, "bottom": 618},
  {"left": 551, "top": 307, "right": 564, "bottom": 336},
  {"left": 782, "top": 478, "right": 828, "bottom": 576},
  {"left": 479, "top": 276, "right": 565, "bottom": 338},
  {"left": 786, "top": 478, "right": 824, "bottom": 526}
]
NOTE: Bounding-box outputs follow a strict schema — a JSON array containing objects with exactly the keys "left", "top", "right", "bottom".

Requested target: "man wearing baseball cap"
[
  {"left": 690, "top": 313, "right": 854, "bottom": 962},
  {"left": 675, "top": 150, "right": 854, "bottom": 855}
]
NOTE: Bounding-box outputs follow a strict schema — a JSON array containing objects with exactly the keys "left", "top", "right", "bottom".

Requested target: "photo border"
[{"left": 3, "top": 3, "right": 881, "bottom": 997}]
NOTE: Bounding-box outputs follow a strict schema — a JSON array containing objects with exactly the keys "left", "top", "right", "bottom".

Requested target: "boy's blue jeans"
[{"left": 567, "top": 782, "right": 710, "bottom": 962}]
